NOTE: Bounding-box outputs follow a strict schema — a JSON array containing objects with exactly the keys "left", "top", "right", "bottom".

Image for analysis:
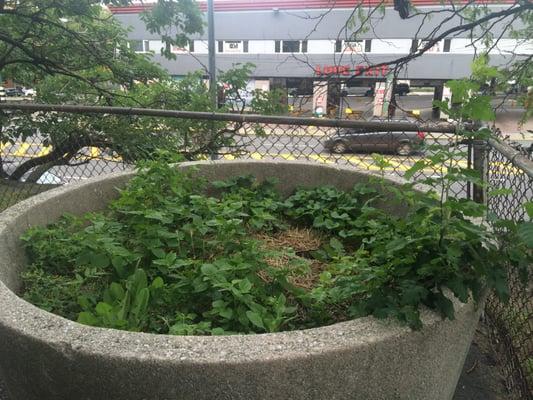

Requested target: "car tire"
[
  {"left": 331, "top": 141, "right": 347, "bottom": 154},
  {"left": 396, "top": 142, "right": 412, "bottom": 156}
]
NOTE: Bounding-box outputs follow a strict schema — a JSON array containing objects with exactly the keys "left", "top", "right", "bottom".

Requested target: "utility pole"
[{"left": 207, "top": 0, "right": 217, "bottom": 109}]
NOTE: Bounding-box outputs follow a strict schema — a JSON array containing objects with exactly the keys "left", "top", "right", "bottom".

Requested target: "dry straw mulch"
[{"left": 255, "top": 227, "right": 326, "bottom": 289}]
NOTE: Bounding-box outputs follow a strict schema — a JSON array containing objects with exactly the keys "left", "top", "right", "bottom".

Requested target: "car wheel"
[
  {"left": 396, "top": 142, "right": 412, "bottom": 156},
  {"left": 331, "top": 141, "right": 347, "bottom": 154}
]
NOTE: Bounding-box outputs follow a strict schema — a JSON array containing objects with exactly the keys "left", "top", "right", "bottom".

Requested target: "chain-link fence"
[
  {"left": 0, "top": 103, "right": 531, "bottom": 398},
  {"left": 0, "top": 103, "right": 468, "bottom": 212},
  {"left": 485, "top": 138, "right": 533, "bottom": 400}
]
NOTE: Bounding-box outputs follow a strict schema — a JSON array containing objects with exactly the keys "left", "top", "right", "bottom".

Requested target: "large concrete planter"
[{"left": 0, "top": 161, "right": 480, "bottom": 400}]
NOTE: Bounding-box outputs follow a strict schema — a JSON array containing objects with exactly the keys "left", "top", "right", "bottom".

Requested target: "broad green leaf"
[
  {"left": 524, "top": 202, "right": 533, "bottom": 219},
  {"left": 150, "top": 277, "right": 164, "bottom": 289},
  {"left": 109, "top": 282, "right": 125, "bottom": 301},
  {"left": 89, "top": 253, "right": 110, "bottom": 269},
  {"left": 238, "top": 278, "right": 253, "bottom": 293},
  {"left": 95, "top": 302, "right": 113, "bottom": 316},
  {"left": 77, "top": 312, "right": 99, "bottom": 326},
  {"left": 246, "top": 311, "right": 265, "bottom": 330},
  {"left": 404, "top": 160, "right": 427, "bottom": 181},
  {"left": 131, "top": 288, "right": 150, "bottom": 317},
  {"left": 329, "top": 237, "right": 344, "bottom": 253},
  {"left": 517, "top": 222, "right": 533, "bottom": 248},
  {"left": 201, "top": 263, "right": 218, "bottom": 275},
  {"left": 488, "top": 188, "right": 513, "bottom": 197}
]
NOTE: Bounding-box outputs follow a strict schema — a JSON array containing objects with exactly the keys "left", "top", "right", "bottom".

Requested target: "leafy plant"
[{"left": 21, "top": 150, "right": 532, "bottom": 333}]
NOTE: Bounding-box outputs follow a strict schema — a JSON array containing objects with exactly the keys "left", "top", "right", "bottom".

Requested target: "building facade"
[{"left": 110, "top": 0, "right": 531, "bottom": 97}]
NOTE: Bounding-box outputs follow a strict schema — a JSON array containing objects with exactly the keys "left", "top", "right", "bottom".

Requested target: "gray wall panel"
[
  {"left": 151, "top": 53, "right": 517, "bottom": 80},
  {"left": 114, "top": 6, "right": 519, "bottom": 40}
]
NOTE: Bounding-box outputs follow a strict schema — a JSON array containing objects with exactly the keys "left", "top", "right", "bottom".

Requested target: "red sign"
[{"left": 314, "top": 64, "right": 389, "bottom": 77}]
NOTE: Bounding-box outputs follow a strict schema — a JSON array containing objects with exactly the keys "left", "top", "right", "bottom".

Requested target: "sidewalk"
[{"left": 494, "top": 109, "right": 532, "bottom": 140}]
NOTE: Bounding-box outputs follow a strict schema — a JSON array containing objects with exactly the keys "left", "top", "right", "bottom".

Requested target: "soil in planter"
[{"left": 19, "top": 161, "right": 519, "bottom": 335}]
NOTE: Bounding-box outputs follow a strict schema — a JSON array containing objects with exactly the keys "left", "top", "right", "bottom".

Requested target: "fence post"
[{"left": 472, "top": 139, "right": 488, "bottom": 205}]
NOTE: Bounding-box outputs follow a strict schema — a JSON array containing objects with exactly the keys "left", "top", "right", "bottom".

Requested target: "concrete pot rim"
[{"left": 0, "top": 160, "right": 471, "bottom": 365}]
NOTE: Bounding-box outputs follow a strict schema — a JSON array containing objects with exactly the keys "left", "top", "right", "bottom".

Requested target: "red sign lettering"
[{"left": 314, "top": 64, "right": 388, "bottom": 77}]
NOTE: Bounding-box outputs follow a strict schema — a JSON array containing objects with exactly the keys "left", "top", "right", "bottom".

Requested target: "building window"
[
  {"left": 171, "top": 41, "right": 193, "bottom": 54},
  {"left": 412, "top": 39, "right": 441, "bottom": 53},
  {"left": 419, "top": 40, "right": 441, "bottom": 53},
  {"left": 443, "top": 39, "right": 451, "bottom": 52},
  {"left": 341, "top": 40, "right": 370, "bottom": 53},
  {"left": 129, "top": 40, "right": 149, "bottom": 53},
  {"left": 282, "top": 40, "right": 300, "bottom": 53},
  {"left": 275, "top": 40, "right": 308, "bottom": 53},
  {"left": 218, "top": 40, "right": 249, "bottom": 53}
]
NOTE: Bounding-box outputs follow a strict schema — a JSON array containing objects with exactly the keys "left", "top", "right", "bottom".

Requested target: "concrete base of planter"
[{"left": 0, "top": 161, "right": 481, "bottom": 400}]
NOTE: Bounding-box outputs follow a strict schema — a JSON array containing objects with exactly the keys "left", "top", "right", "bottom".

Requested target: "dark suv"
[
  {"left": 364, "top": 83, "right": 410, "bottom": 97},
  {"left": 324, "top": 126, "right": 425, "bottom": 156},
  {"left": 395, "top": 83, "right": 410, "bottom": 96},
  {"left": 5, "top": 87, "right": 24, "bottom": 97}
]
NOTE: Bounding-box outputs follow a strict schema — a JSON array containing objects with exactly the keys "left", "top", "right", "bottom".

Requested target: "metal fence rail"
[{"left": 485, "top": 138, "right": 533, "bottom": 400}]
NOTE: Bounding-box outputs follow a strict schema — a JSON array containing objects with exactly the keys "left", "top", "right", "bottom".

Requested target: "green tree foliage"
[
  {"left": 1, "top": 63, "right": 285, "bottom": 182},
  {"left": 0, "top": 2, "right": 285, "bottom": 181},
  {"left": 0, "top": 0, "right": 202, "bottom": 86}
]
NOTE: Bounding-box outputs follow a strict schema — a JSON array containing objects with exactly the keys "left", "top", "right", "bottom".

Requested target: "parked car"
[
  {"left": 5, "top": 87, "right": 24, "bottom": 97},
  {"left": 324, "top": 125, "right": 425, "bottom": 156},
  {"left": 22, "top": 87, "right": 36, "bottom": 97},
  {"left": 363, "top": 83, "right": 410, "bottom": 97},
  {"left": 395, "top": 83, "right": 410, "bottom": 96},
  {"left": 342, "top": 86, "right": 372, "bottom": 96},
  {"left": 224, "top": 90, "right": 254, "bottom": 110},
  {"left": 0, "top": 86, "right": 5, "bottom": 98}
]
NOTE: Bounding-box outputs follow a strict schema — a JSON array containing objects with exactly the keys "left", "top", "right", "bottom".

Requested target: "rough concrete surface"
[
  {"left": 0, "top": 161, "right": 482, "bottom": 400},
  {"left": 0, "top": 327, "right": 508, "bottom": 400}
]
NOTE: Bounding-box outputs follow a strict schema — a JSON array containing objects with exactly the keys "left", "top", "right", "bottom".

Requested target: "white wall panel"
[
  {"left": 148, "top": 40, "right": 166, "bottom": 53},
  {"left": 489, "top": 39, "right": 533, "bottom": 55},
  {"left": 248, "top": 40, "right": 276, "bottom": 54},
  {"left": 307, "top": 40, "right": 335, "bottom": 54},
  {"left": 371, "top": 39, "right": 411, "bottom": 54},
  {"left": 193, "top": 40, "right": 208, "bottom": 54},
  {"left": 449, "top": 38, "right": 474, "bottom": 54}
]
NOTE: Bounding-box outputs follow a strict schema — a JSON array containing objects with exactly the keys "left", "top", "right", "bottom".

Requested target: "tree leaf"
[
  {"left": 524, "top": 201, "right": 533, "bottom": 219},
  {"left": 517, "top": 222, "right": 533, "bottom": 248}
]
